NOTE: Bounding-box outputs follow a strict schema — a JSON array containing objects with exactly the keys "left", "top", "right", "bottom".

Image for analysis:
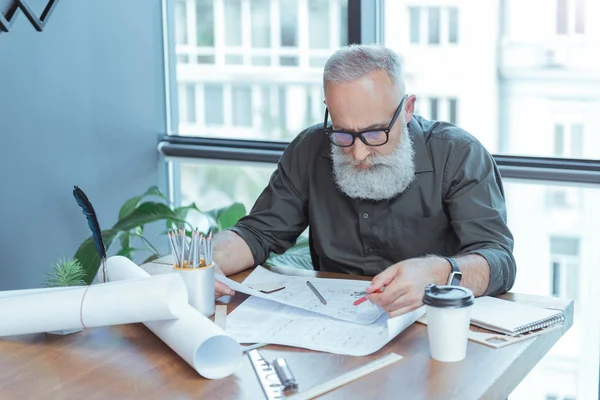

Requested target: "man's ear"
[{"left": 405, "top": 95, "right": 417, "bottom": 123}]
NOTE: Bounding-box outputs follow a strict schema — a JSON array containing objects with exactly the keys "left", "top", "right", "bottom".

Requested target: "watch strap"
[{"left": 444, "top": 257, "right": 462, "bottom": 286}]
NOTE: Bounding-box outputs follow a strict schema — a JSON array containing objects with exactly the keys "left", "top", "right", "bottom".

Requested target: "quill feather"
[{"left": 73, "top": 186, "right": 108, "bottom": 282}]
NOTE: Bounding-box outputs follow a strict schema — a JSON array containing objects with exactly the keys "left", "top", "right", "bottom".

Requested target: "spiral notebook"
[{"left": 470, "top": 296, "right": 565, "bottom": 336}]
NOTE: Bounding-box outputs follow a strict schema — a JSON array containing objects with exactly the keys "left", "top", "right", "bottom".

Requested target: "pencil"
[
  {"left": 353, "top": 287, "right": 384, "bottom": 306},
  {"left": 306, "top": 281, "right": 327, "bottom": 305}
]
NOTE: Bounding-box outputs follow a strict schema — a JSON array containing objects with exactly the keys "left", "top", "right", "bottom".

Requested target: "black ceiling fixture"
[{"left": 0, "top": 0, "right": 59, "bottom": 32}]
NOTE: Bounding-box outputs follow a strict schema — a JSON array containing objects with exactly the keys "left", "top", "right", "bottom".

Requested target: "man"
[{"left": 212, "top": 44, "right": 516, "bottom": 317}]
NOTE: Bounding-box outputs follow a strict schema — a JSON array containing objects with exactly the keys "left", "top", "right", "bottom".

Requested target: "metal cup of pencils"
[{"left": 169, "top": 228, "right": 216, "bottom": 318}]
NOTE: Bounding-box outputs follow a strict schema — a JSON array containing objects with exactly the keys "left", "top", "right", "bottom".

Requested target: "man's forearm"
[
  {"left": 212, "top": 230, "right": 255, "bottom": 276},
  {"left": 430, "top": 254, "right": 490, "bottom": 297}
]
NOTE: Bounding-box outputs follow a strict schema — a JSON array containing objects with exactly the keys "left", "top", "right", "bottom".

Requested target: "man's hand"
[
  {"left": 214, "top": 264, "right": 235, "bottom": 298},
  {"left": 366, "top": 258, "right": 445, "bottom": 317}
]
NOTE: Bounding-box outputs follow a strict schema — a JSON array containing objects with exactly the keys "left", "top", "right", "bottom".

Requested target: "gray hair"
[{"left": 323, "top": 44, "right": 406, "bottom": 94}]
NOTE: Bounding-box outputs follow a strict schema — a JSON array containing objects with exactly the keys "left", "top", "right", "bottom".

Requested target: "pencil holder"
[{"left": 174, "top": 263, "right": 215, "bottom": 318}]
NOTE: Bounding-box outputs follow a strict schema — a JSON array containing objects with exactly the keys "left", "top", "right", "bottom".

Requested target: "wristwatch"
[{"left": 444, "top": 257, "right": 462, "bottom": 286}]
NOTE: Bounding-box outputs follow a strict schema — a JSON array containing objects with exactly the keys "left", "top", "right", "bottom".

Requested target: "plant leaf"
[
  {"left": 113, "top": 202, "right": 183, "bottom": 232},
  {"left": 74, "top": 229, "right": 119, "bottom": 284},
  {"left": 116, "top": 247, "right": 137, "bottom": 259},
  {"left": 264, "top": 237, "right": 312, "bottom": 270},
  {"left": 167, "top": 203, "right": 201, "bottom": 230},
  {"left": 118, "top": 185, "right": 168, "bottom": 221},
  {"left": 205, "top": 203, "right": 247, "bottom": 231},
  {"left": 143, "top": 254, "right": 160, "bottom": 264},
  {"left": 265, "top": 252, "right": 313, "bottom": 270},
  {"left": 44, "top": 258, "right": 87, "bottom": 287}
]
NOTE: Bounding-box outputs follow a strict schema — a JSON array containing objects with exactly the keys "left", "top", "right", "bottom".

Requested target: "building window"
[
  {"left": 409, "top": 6, "right": 457, "bottom": 45},
  {"left": 556, "top": 0, "right": 585, "bottom": 35},
  {"left": 196, "top": 0, "right": 214, "bottom": 46},
  {"left": 224, "top": 0, "right": 242, "bottom": 46},
  {"left": 575, "top": 0, "right": 585, "bottom": 33},
  {"left": 232, "top": 85, "right": 253, "bottom": 127},
  {"left": 409, "top": 7, "right": 420, "bottom": 44},
  {"left": 549, "top": 236, "right": 580, "bottom": 301},
  {"left": 175, "top": 0, "right": 188, "bottom": 45},
  {"left": 427, "top": 7, "right": 440, "bottom": 45},
  {"left": 554, "top": 122, "right": 584, "bottom": 158},
  {"left": 448, "top": 7, "right": 458, "bottom": 44},
  {"left": 179, "top": 84, "right": 197, "bottom": 124},
  {"left": 204, "top": 84, "right": 224, "bottom": 126},
  {"left": 309, "top": 0, "right": 330, "bottom": 49},
  {"left": 556, "top": 0, "right": 568, "bottom": 34},
  {"left": 420, "top": 97, "right": 457, "bottom": 123},
  {"left": 448, "top": 98, "right": 458, "bottom": 124},
  {"left": 429, "top": 98, "right": 439, "bottom": 120},
  {"left": 251, "top": 0, "right": 271, "bottom": 48},
  {"left": 280, "top": 0, "right": 299, "bottom": 47}
]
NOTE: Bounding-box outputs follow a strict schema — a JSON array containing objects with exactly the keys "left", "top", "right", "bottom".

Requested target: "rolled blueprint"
[
  {"left": 0, "top": 274, "right": 187, "bottom": 337},
  {"left": 105, "top": 256, "right": 242, "bottom": 380}
]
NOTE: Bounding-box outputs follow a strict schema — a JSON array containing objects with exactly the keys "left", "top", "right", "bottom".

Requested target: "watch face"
[{"left": 449, "top": 272, "right": 463, "bottom": 286}]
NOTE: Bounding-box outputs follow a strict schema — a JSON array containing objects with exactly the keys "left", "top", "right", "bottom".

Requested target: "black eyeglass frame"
[{"left": 323, "top": 94, "right": 408, "bottom": 147}]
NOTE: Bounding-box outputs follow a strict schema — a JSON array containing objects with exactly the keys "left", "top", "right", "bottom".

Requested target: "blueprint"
[
  {"left": 216, "top": 266, "right": 385, "bottom": 324},
  {"left": 226, "top": 296, "right": 425, "bottom": 356}
]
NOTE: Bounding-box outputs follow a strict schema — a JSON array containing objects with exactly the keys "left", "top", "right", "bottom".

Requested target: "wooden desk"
[{"left": 0, "top": 266, "right": 573, "bottom": 400}]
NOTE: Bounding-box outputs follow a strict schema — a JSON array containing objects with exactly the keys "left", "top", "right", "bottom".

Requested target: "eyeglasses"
[{"left": 323, "top": 94, "right": 408, "bottom": 147}]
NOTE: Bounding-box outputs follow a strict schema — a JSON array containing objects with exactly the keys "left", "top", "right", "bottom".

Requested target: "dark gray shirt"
[{"left": 230, "top": 115, "right": 516, "bottom": 296}]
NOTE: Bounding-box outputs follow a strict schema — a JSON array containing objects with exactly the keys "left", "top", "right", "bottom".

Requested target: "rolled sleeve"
[
  {"left": 444, "top": 142, "right": 517, "bottom": 296},
  {"left": 228, "top": 134, "right": 310, "bottom": 266}
]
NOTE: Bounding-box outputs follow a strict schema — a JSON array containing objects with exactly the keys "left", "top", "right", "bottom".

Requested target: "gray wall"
[{"left": 0, "top": 1, "right": 166, "bottom": 290}]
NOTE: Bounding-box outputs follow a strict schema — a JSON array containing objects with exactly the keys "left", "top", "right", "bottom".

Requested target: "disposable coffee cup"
[
  {"left": 174, "top": 262, "right": 216, "bottom": 318},
  {"left": 422, "top": 284, "right": 474, "bottom": 362}
]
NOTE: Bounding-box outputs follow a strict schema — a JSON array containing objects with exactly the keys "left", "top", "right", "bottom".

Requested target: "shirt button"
[
  {"left": 368, "top": 247, "right": 374, "bottom": 253},
  {"left": 363, "top": 213, "right": 369, "bottom": 219}
]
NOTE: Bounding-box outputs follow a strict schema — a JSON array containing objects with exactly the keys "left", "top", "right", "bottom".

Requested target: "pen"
[
  {"left": 353, "top": 287, "right": 385, "bottom": 306},
  {"left": 306, "top": 281, "right": 327, "bottom": 305}
]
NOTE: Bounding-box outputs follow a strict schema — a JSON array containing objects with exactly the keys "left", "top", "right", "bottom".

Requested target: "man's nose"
[{"left": 351, "top": 140, "right": 371, "bottom": 161}]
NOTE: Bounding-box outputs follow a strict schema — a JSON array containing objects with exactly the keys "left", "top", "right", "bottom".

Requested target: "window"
[
  {"left": 419, "top": 97, "right": 457, "bottom": 123},
  {"left": 504, "top": 181, "right": 597, "bottom": 400},
  {"left": 196, "top": 0, "right": 214, "bottom": 46},
  {"left": 224, "top": 0, "right": 242, "bottom": 46},
  {"left": 175, "top": 0, "right": 188, "bottom": 45},
  {"left": 406, "top": 6, "right": 458, "bottom": 46},
  {"left": 427, "top": 7, "right": 440, "bottom": 45},
  {"left": 448, "top": 98, "right": 457, "bottom": 124},
  {"left": 280, "top": 0, "right": 298, "bottom": 47},
  {"left": 448, "top": 7, "right": 458, "bottom": 44},
  {"left": 557, "top": 0, "right": 585, "bottom": 35},
  {"left": 178, "top": 84, "right": 196, "bottom": 124},
  {"left": 429, "top": 97, "right": 439, "bottom": 120},
  {"left": 550, "top": 235, "right": 580, "bottom": 301},
  {"left": 557, "top": 0, "right": 568, "bottom": 34},
  {"left": 409, "top": 7, "right": 420, "bottom": 44},
  {"left": 251, "top": 0, "right": 271, "bottom": 48},
  {"left": 386, "top": 3, "right": 599, "bottom": 159},
  {"left": 172, "top": 0, "right": 348, "bottom": 140},
  {"left": 554, "top": 122, "right": 584, "bottom": 158}
]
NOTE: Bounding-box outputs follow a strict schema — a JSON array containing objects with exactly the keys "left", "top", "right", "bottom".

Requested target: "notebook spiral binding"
[{"left": 513, "top": 313, "right": 565, "bottom": 335}]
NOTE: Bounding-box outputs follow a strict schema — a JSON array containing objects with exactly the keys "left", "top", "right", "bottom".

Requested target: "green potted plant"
[{"left": 73, "top": 185, "right": 312, "bottom": 285}]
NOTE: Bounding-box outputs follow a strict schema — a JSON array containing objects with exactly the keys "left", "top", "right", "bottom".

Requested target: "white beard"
[{"left": 330, "top": 125, "right": 416, "bottom": 201}]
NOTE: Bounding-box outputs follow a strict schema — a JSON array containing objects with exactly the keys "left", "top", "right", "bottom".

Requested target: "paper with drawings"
[
  {"left": 215, "top": 266, "right": 385, "bottom": 324},
  {"left": 226, "top": 296, "right": 425, "bottom": 356}
]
